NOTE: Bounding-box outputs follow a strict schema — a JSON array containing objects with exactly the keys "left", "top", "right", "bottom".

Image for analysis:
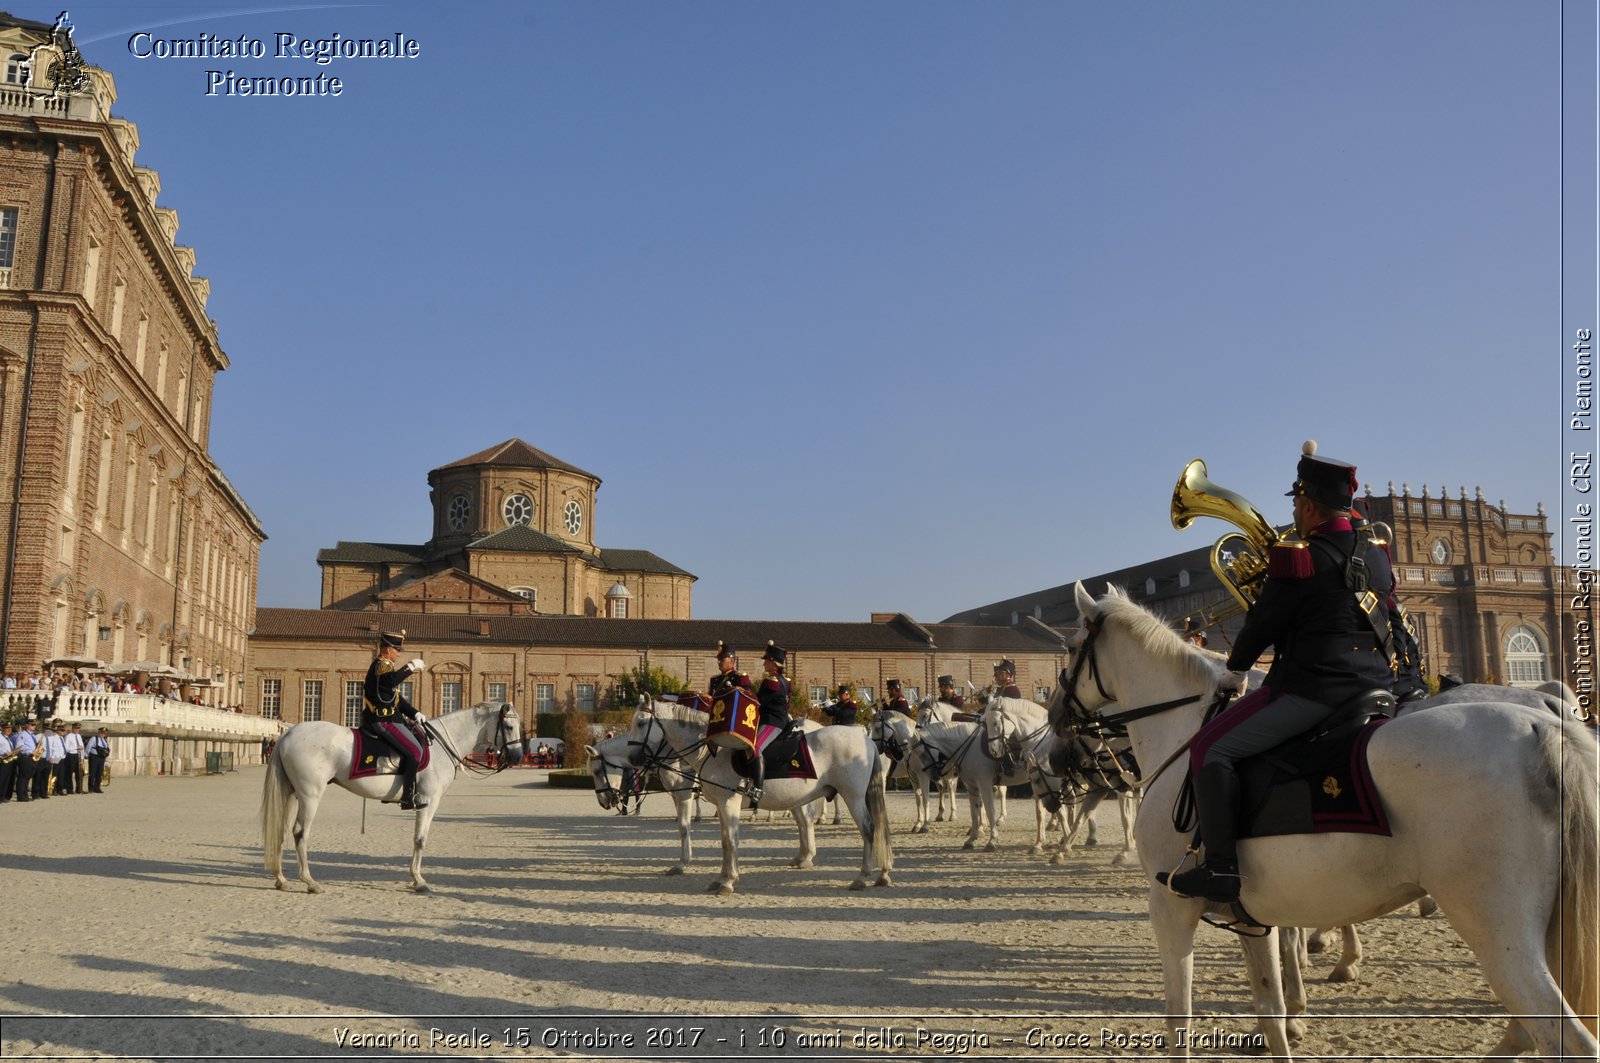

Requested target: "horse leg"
[
  {"left": 666, "top": 790, "right": 692, "bottom": 876},
  {"left": 790, "top": 804, "right": 817, "bottom": 869},
  {"left": 408, "top": 804, "right": 439, "bottom": 892},
  {"left": 995, "top": 782, "right": 1007, "bottom": 825},
  {"left": 1082, "top": 812, "right": 1100, "bottom": 847},
  {"left": 1327, "top": 925, "right": 1362, "bottom": 983},
  {"left": 1238, "top": 928, "right": 1293, "bottom": 1057},
  {"left": 844, "top": 787, "right": 874, "bottom": 891},
  {"left": 707, "top": 793, "right": 740, "bottom": 895},
  {"left": 1029, "top": 797, "right": 1048, "bottom": 856},
  {"left": 1275, "top": 927, "right": 1308, "bottom": 1044},
  {"left": 961, "top": 786, "right": 983, "bottom": 849},
  {"left": 291, "top": 785, "right": 326, "bottom": 893},
  {"left": 1112, "top": 793, "right": 1140, "bottom": 868},
  {"left": 1148, "top": 889, "right": 1204, "bottom": 1057},
  {"left": 980, "top": 783, "right": 999, "bottom": 852}
]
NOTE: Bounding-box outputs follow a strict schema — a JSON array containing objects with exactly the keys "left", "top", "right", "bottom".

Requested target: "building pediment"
[{"left": 371, "top": 568, "right": 532, "bottom": 614}]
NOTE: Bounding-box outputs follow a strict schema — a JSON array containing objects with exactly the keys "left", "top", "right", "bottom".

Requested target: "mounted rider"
[
  {"left": 708, "top": 641, "right": 753, "bottom": 699},
  {"left": 937, "top": 674, "right": 965, "bottom": 710},
  {"left": 1165, "top": 442, "right": 1396, "bottom": 903},
  {"left": 823, "top": 683, "right": 860, "bottom": 726},
  {"left": 746, "top": 642, "right": 791, "bottom": 806},
  {"left": 993, "top": 660, "right": 1022, "bottom": 699},
  {"left": 361, "top": 629, "right": 430, "bottom": 810},
  {"left": 883, "top": 678, "right": 913, "bottom": 717}
]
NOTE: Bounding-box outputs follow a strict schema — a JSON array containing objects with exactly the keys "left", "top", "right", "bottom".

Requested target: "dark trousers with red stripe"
[{"left": 1190, "top": 688, "right": 1340, "bottom": 773}]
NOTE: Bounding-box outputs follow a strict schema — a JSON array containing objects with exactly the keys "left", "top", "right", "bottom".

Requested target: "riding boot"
[
  {"left": 1163, "top": 762, "right": 1243, "bottom": 902},
  {"left": 747, "top": 753, "right": 765, "bottom": 808}
]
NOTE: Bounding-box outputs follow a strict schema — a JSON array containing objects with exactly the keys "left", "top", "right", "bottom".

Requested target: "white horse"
[
  {"left": 1054, "top": 583, "right": 1598, "bottom": 1060},
  {"left": 868, "top": 703, "right": 957, "bottom": 833},
  {"left": 587, "top": 726, "right": 706, "bottom": 875},
  {"left": 625, "top": 701, "right": 892, "bottom": 894},
  {"left": 889, "top": 698, "right": 1055, "bottom": 852},
  {"left": 914, "top": 699, "right": 965, "bottom": 825},
  {"left": 1019, "top": 706, "right": 1141, "bottom": 866},
  {"left": 261, "top": 702, "right": 524, "bottom": 893}
]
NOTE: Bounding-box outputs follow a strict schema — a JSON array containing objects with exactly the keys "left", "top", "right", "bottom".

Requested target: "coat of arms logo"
[{"left": 27, "top": 11, "right": 90, "bottom": 100}]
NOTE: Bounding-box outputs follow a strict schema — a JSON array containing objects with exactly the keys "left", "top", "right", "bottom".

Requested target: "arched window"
[
  {"left": 5, "top": 53, "right": 29, "bottom": 85},
  {"left": 1504, "top": 625, "right": 1548, "bottom": 688}
]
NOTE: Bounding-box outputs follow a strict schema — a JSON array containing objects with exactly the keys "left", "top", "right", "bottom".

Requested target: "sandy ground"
[{"left": 0, "top": 765, "right": 1512, "bottom": 1061}]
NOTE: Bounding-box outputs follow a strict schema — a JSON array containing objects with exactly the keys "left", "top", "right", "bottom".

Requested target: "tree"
[{"left": 608, "top": 665, "right": 689, "bottom": 709}]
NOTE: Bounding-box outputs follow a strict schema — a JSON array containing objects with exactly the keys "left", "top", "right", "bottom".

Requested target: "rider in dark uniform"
[
  {"left": 362, "top": 629, "right": 429, "bottom": 810},
  {"left": 937, "top": 674, "right": 965, "bottom": 710},
  {"left": 824, "top": 684, "right": 860, "bottom": 726},
  {"left": 884, "top": 678, "right": 913, "bottom": 717},
  {"left": 993, "top": 660, "right": 1022, "bottom": 699},
  {"left": 708, "top": 641, "right": 753, "bottom": 699},
  {"left": 747, "top": 642, "right": 791, "bottom": 805},
  {"left": 1165, "top": 442, "right": 1395, "bottom": 903}
]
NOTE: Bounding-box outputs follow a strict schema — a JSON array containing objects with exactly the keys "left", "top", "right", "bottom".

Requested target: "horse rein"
[{"left": 425, "top": 705, "right": 523, "bottom": 778}]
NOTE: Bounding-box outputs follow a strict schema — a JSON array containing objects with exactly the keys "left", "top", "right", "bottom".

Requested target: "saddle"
[
  {"left": 1232, "top": 690, "right": 1396, "bottom": 839},
  {"left": 730, "top": 723, "right": 817, "bottom": 782},
  {"left": 349, "top": 726, "right": 431, "bottom": 780}
]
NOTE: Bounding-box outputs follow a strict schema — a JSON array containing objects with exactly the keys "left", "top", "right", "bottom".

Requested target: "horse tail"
[
  {"left": 261, "top": 744, "right": 294, "bottom": 877},
  {"left": 1551, "top": 718, "right": 1599, "bottom": 1034},
  {"left": 866, "top": 742, "right": 893, "bottom": 872}
]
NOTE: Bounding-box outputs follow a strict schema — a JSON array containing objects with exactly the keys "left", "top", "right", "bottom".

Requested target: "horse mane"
[
  {"left": 1093, "top": 587, "right": 1220, "bottom": 689},
  {"left": 919, "top": 718, "right": 976, "bottom": 745},
  {"left": 641, "top": 699, "right": 708, "bottom": 728}
]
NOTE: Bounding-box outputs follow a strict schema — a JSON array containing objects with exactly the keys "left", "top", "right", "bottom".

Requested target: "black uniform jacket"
[
  {"left": 755, "top": 674, "right": 790, "bottom": 728},
  {"left": 1224, "top": 517, "right": 1395, "bottom": 706},
  {"left": 361, "top": 657, "right": 419, "bottom": 729},
  {"left": 708, "top": 669, "right": 753, "bottom": 698}
]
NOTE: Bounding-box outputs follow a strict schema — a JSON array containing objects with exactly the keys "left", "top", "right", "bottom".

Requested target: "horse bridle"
[
  {"left": 592, "top": 710, "right": 705, "bottom": 812},
  {"left": 426, "top": 705, "right": 524, "bottom": 776}
]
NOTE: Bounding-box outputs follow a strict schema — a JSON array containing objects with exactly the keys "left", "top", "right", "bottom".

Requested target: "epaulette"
[{"left": 1267, "top": 539, "right": 1314, "bottom": 579}]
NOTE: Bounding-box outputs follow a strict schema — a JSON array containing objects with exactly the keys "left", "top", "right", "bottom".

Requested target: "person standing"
[
  {"left": 61, "top": 722, "right": 84, "bottom": 794},
  {"left": 11, "top": 718, "right": 37, "bottom": 801},
  {"left": 361, "top": 629, "right": 429, "bottom": 810},
  {"left": 84, "top": 727, "right": 110, "bottom": 794},
  {"left": 0, "top": 723, "right": 14, "bottom": 804},
  {"left": 1164, "top": 442, "right": 1395, "bottom": 904},
  {"left": 36, "top": 721, "right": 65, "bottom": 798}
]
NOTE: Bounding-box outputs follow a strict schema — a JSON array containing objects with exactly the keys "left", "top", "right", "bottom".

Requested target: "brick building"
[
  {"left": 945, "top": 482, "right": 1595, "bottom": 696},
  {"left": 0, "top": 13, "right": 264, "bottom": 694}
]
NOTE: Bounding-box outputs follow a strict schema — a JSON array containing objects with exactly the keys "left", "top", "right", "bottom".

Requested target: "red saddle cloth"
[
  {"left": 349, "top": 728, "right": 431, "bottom": 780},
  {"left": 1239, "top": 718, "right": 1392, "bottom": 839}
]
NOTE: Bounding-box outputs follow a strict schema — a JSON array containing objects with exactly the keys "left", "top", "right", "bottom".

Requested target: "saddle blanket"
[
  {"left": 1240, "top": 717, "right": 1391, "bottom": 839},
  {"left": 349, "top": 728, "right": 431, "bottom": 780},
  {"left": 733, "top": 731, "right": 817, "bottom": 781}
]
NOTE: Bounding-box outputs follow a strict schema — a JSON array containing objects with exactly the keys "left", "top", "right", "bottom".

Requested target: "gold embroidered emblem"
[
  {"left": 1322, "top": 776, "right": 1343, "bottom": 799},
  {"left": 711, "top": 703, "right": 726, "bottom": 725},
  {"left": 742, "top": 706, "right": 758, "bottom": 729}
]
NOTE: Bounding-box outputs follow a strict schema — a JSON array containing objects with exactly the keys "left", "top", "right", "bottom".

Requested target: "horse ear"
[
  {"left": 1073, "top": 581, "right": 1096, "bottom": 616},
  {"left": 582, "top": 745, "right": 597, "bottom": 757}
]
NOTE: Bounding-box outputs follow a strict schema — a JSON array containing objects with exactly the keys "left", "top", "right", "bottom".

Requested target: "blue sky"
[{"left": 52, "top": 1, "right": 1579, "bottom": 621}]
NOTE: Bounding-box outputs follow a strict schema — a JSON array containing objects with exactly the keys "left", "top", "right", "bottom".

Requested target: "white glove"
[
  {"left": 407, "top": 657, "right": 426, "bottom": 673},
  {"left": 1216, "top": 669, "right": 1248, "bottom": 697}
]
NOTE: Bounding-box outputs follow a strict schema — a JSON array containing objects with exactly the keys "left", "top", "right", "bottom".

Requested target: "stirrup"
[
  {"left": 746, "top": 784, "right": 763, "bottom": 807},
  {"left": 1159, "top": 861, "right": 1241, "bottom": 903}
]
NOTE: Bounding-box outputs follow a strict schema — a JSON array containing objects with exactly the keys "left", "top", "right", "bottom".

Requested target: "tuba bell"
[{"left": 1171, "top": 458, "right": 1288, "bottom": 618}]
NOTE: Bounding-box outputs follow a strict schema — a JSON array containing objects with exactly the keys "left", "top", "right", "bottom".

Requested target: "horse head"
[
  {"left": 586, "top": 732, "right": 632, "bottom": 811},
  {"left": 869, "top": 707, "right": 914, "bottom": 759}
]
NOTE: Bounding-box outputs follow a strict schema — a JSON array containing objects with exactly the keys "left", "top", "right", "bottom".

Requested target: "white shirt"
[{"left": 63, "top": 732, "right": 84, "bottom": 755}]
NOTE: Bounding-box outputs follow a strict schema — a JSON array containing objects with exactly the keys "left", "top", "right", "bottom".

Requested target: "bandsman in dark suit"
[
  {"left": 361, "top": 629, "right": 429, "bottom": 810},
  {"left": 708, "top": 641, "right": 753, "bottom": 699},
  {"left": 937, "top": 675, "right": 965, "bottom": 710},
  {"left": 84, "top": 727, "right": 110, "bottom": 794},
  {"left": 884, "top": 678, "right": 913, "bottom": 717},
  {"left": 0, "top": 723, "right": 14, "bottom": 802},
  {"left": 10, "top": 719, "right": 37, "bottom": 801},
  {"left": 1166, "top": 442, "right": 1396, "bottom": 903},
  {"left": 993, "top": 660, "right": 1022, "bottom": 699},
  {"left": 747, "top": 642, "right": 791, "bottom": 805},
  {"left": 823, "top": 684, "right": 860, "bottom": 726}
]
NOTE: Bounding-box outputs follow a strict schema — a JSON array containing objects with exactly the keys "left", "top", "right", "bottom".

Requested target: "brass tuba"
[{"left": 1170, "top": 458, "right": 1287, "bottom": 617}]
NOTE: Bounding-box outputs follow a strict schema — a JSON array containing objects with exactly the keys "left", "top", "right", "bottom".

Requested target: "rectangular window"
[
  {"left": 441, "top": 681, "right": 461, "bottom": 713},
  {"left": 810, "top": 685, "right": 828, "bottom": 705},
  {"left": 487, "top": 682, "right": 507, "bottom": 703},
  {"left": 0, "top": 207, "right": 17, "bottom": 272},
  {"left": 344, "top": 681, "right": 363, "bottom": 727},
  {"left": 261, "top": 678, "right": 281, "bottom": 720},
  {"left": 861, "top": 687, "right": 875, "bottom": 704},
  {"left": 536, "top": 683, "right": 555, "bottom": 712},
  {"left": 1035, "top": 686, "right": 1052, "bottom": 703},
  {"left": 576, "top": 683, "right": 596, "bottom": 712},
  {"left": 400, "top": 679, "right": 414, "bottom": 706},
  {"left": 302, "top": 679, "right": 323, "bottom": 722},
  {"left": 83, "top": 238, "right": 100, "bottom": 307},
  {"left": 110, "top": 277, "right": 125, "bottom": 335}
]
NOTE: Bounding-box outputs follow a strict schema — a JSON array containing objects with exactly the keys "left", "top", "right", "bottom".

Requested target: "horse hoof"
[
  {"left": 874, "top": 874, "right": 892, "bottom": 887},
  {"left": 961, "top": 840, "right": 975, "bottom": 850},
  {"left": 305, "top": 883, "right": 323, "bottom": 895},
  {"left": 1306, "top": 936, "right": 1326, "bottom": 955},
  {"left": 1327, "top": 965, "right": 1359, "bottom": 984},
  {"left": 412, "top": 883, "right": 432, "bottom": 894},
  {"left": 1029, "top": 844, "right": 1044, "bottom": 856},
  {"left": 1049, "top": 853, "right": 1065, "bottom": 866},
  {"left": 706, "top": 881, "right": 734, "bottom": 895},
  {"left": 1417, "top": 896, "right": 1439, "bottom": 918},
  {"left": 1287, "top": 1018, "right": 1306, "bottom": 1043},
  {"left": 1111, "top": 853, "right": 1137, "bottom": 867},
  {"left": 664, "top": 866, "right": 685, "bottom": 876},
  {"left": 273, "top": 879, "right": 291, "bottom": 891},
  {"left": 983, "top": 843, "right": 997, "bottom": 853},
  {"left": 848, "top": 879, "right": 868, "bottom": 891}
]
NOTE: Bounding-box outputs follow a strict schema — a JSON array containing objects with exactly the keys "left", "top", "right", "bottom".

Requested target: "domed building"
[{"left": 315, "top": 439, "right": 693, "bottom": 619}]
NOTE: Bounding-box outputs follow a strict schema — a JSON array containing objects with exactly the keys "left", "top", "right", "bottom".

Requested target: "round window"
[
  {"left": 503, "top": 493, "right": 534, "bottom": 527},
  {"left": 447, "top": 495, "right": 470, "bottom": 531},
  {"left": 563, "top": 499, "right": 583, "bottom": 535}
]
